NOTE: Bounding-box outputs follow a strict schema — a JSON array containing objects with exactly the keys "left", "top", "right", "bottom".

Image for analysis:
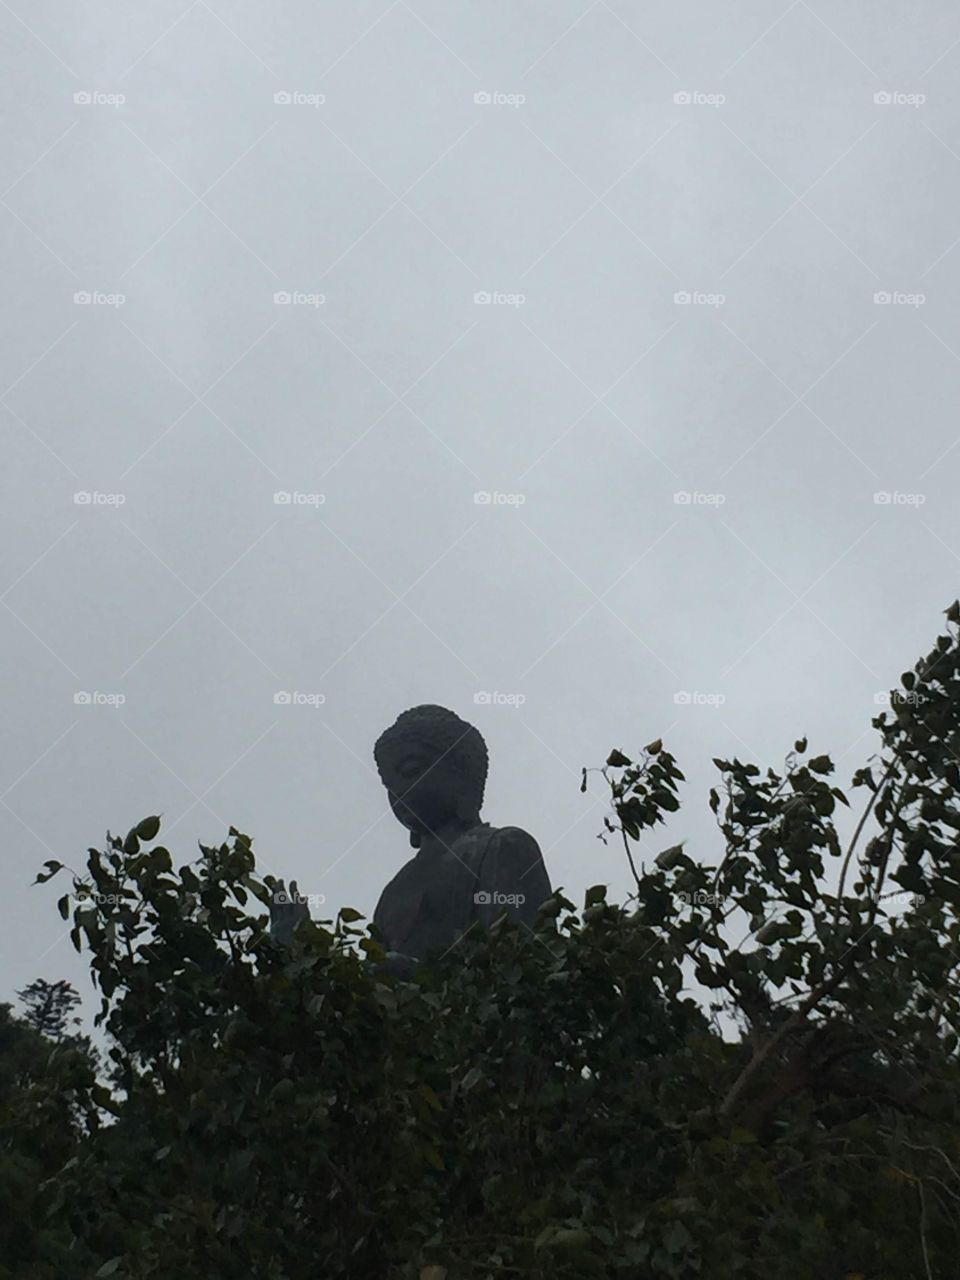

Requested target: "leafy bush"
[{"left": 9, "top": 604, "right": 960, "bottom": 1278}]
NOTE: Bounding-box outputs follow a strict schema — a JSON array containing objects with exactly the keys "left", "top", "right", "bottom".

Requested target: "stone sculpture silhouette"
[
  {"left": 267, "top": 704, "right": 553, "bottom": 968},
  {"left": 371, "top": 704, "right": 552, "bottom": 971}
]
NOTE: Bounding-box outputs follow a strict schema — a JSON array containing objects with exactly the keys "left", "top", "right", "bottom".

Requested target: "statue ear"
[{"left": 409, "top": 830, "right": 422, "bottom": 849}]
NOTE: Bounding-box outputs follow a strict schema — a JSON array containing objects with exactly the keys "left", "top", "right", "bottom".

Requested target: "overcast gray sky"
[{"left": 2, "top": 1, "right": 958, "bottom": 1013}]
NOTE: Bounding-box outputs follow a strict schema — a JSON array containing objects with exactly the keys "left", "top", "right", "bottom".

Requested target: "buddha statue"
[{"left": 371, "top": 704, "right": 552, "bottom": 970}]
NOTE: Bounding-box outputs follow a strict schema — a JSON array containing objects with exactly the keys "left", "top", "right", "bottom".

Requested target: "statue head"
[{"left": 374, "top": 705, "right": 488, "bottom": 845}]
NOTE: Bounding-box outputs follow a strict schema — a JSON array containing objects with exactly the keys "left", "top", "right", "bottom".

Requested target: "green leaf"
[
  {"left": 96, "top": 1261, "right": 122, "bottom": 1278},
  {"left": 606, "top": 749, "right": 632, "bottom": 767},
  {"left": 92, "top": 1084, "right": 122, "bottom": 1117},
  {"left": 662, "top": 1220, "right": 693, "bottom": 1254},
  {"left": 461, "top": 1066, "right": 483, "bottom": 1093},
  {"left": 149, "top": 847, "right": 173, "bottom": 874},
  {"left": 655, "top": 844, "right": 685, "bottom": 870},
  {"left": 729, "top": 1126, "right": 757, "bottom": 1144},
  {"left": 136, "top": 815, "right": 161, "bottom": 841},
  {"left": 34, "top": 859, "right": 64, "bottom": 884},
  {"left": 546, "top": 1229, "right": 591, "bottom": 1250},
  {"left": 359, "top": 936, "right": 386, "bottom": 961}
]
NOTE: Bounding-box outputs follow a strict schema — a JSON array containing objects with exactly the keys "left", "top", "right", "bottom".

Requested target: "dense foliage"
[{"left": 6, "top": 605, "right": 960, "bottom": 1277}]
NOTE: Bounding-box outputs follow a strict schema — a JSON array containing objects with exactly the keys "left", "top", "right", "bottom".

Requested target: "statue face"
[
  {"left": 375, "top": 705, "right": 487, "bottom": 842},
  {"left": 381, "top": 744, "right": 470, "bottom": 836}
]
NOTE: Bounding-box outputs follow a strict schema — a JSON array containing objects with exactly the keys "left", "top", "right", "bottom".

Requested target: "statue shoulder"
[
  {"left": 478, "top": 825, "right": 551, "bottom": 894},
  {"left": 450, "top": 823, "right": 539, "bottom": 867},
  {"left": 484, "top": 824, "right": 543, "bottom": 867},
  {"left": 471, "top": 824, "right": 552, "bottom": 926},
  {"left": 491, "top": 824, "right": 540, "bottom": 850}
]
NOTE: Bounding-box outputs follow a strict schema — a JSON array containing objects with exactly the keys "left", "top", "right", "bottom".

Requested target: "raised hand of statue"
[{"left": 268, "top": 878, "right": 310, "bottom": 946}]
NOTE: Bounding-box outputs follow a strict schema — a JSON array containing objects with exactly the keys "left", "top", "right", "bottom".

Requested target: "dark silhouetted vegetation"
[{"left": 6, "top": 604, "right": 960, "bottom": 1277}]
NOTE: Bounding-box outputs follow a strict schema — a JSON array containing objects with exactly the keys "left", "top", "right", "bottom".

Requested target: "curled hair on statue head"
[{"left": 374, "top": 704, "right": 488, "bottom": 816}]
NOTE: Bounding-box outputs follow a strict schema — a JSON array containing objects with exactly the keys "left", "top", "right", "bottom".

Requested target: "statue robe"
[{"left": 372, "top": 823, "right": 552, "bottom": 967}]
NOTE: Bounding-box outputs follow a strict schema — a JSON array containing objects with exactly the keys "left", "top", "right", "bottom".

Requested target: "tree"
[
  {"left": 16, "top": 601, "right": 960, "bottom": 1277},
  {"left": 16, "top": 979, "right": 82, "bottom": 1042},
  {"left": 0, "top": 999, "right": 100, "bottom": 1279}
]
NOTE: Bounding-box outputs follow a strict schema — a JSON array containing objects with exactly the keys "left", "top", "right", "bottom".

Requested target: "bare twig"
[
  {"left": 620, "top": 825, "right": 643, "bottom": 894},
  {"left": 719, "top": 968, "right": 846, "bottom": 1119},
  {"left": 834, "top": 757, "right": 898, "bottom": 927},
  {"left": 917, "top": 1179, "right": 934, "bottom": 1280}
]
